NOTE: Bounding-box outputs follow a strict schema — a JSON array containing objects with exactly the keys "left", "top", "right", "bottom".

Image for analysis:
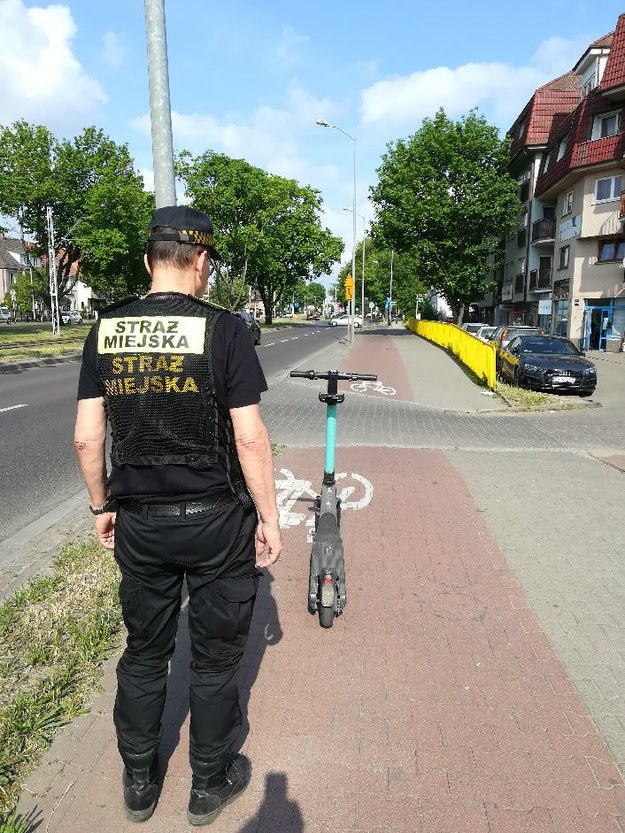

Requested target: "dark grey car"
[
  {"left": 233, "top": 311, "right": 261, "bottom": 346},
  {"left": 499, "top": 335, "right": 597, "bottom": 395}
]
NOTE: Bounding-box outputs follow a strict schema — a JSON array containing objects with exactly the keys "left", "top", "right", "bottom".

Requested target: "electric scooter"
[{"left": 290, "top": 369, "right": 377, "bottom": 628}]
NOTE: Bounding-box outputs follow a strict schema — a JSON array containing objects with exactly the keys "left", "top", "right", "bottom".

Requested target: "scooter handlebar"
[{"left": 290, "top": 370, "right": 378, "bottom": 382}]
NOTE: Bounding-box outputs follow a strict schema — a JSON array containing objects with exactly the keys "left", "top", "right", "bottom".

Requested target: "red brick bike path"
[
  {"left": 18, "top": 447, "right": 625, "bottom": 832},
  {"left": 338, "top": 330, "right": 415, "bottom": 402}
]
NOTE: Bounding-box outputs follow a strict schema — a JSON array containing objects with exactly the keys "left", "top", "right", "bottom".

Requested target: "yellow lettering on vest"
[
  {"left": 123, "top": 355, "right": 138, "bottom": 373},
  {"left": 165, "top": 376, "right": 181, "bottom": 393},
  {"left": 136, "top": 377, "right": 150, "bottom": 394},
  {"left": 151, "top": 377, "right": 164, "bottom": 393},
  {"left": 138, "top": 355, "right": 153, "bottom": 373},
  {"left": 104, "top": 379, "right": 119, "bottom": 395},
  {"left": 112, "top": 356, "right": 123, "bottom": 374},
  {"left": 124, "top": 377, "right": 136, "bottom": 394},
  {"left": 182, "top": 376, "right": 199, "bottom": 393},
  {"left": 169, "top": 355, "right": 183, "bottom": 372},
  {"left": 154, "top": 354, "right": 169, "bottom": 372}
]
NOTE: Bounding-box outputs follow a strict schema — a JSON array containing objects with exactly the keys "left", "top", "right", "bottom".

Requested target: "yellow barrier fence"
[{"left": 406, "top": 318, "right": 497, "bottom": 391}]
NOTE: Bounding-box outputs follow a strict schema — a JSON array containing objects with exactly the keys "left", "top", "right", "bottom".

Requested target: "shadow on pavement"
[{"left": 238, "top": 772, "right": 303, "bottom": 833}]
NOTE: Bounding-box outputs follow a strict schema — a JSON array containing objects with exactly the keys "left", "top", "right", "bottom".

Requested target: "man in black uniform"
[{"left": 73, "top": 205, "right": 282, "bottom": 826}]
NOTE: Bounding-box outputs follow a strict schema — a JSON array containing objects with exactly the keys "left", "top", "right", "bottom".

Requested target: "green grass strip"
[{"left": 0, "top": 540, "right": 122, "bottom": 822}]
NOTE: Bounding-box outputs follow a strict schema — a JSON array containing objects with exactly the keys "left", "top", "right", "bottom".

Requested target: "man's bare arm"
[
  {"left": 230, "top": 403, "right": 282, "bottom": 568},
  {"left": 74, "top": 397, "right": 115, "bottom": 549}
]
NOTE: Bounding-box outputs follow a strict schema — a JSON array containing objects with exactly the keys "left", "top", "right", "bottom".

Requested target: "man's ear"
[{"left": 144, "top": 253, "right": 152, "bottom": 276}]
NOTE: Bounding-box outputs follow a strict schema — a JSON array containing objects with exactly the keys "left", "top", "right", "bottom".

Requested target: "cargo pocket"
[
  {"left": 118, "top": 577, "right": 146, "bottom": 639},
  {"left": 207, "top": 576, "right": 258, "bottom": 641}
]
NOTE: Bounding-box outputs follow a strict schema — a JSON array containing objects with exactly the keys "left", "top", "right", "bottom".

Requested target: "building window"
[
  {"left": 597, "top": 239, "right": 625, "bottom": 263},
  {"left": 558, "top": 245, "right": 570, "bottom": 270},
  {"left": 591, "top": 111, "right": 621, "bottom": 141},
  {"left": 581, "top": 73, "right": 596, "bottom": 98},
  {"left": 517, "top": 119, "right": 526, "bottom": 139},
  {"left": 543, "top": 153, "right": 551, "bottom": 173},
  {"left": 596, "top": 175, "right": 623, "bottom": 202},
  {"left": 556, "top": 136, "right": 568, "bottom": 161},
  {"left": 562, "top": 191, "right": 573, "bottom": 215}
]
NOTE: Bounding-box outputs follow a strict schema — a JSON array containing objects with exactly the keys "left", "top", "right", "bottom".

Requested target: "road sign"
[{"left": 345, "top": 273, "right": 354, "bottom": 301}]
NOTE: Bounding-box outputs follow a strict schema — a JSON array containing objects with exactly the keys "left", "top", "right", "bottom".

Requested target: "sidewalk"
[{"left": 15, "top": 328, "right": 625, "bottom": 832}]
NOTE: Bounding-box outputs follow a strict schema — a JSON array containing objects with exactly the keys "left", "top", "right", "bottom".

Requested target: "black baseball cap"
[{"left": 148, "top": 205, "right": 222, "bottom": 261}]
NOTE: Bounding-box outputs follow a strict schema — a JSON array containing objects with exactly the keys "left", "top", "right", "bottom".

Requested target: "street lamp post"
[
  {"left": 343, "top": 207, "right": 366, "bottom": 328},
  {"left": 316, "top": 119, "right": 357, "bottom": 345}
]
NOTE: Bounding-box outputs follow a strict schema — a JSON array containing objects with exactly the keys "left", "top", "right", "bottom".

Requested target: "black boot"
[
  {"left": 122, "top": 752, "right": 159, "bottom": 823},
  {"left": 187, "top": 754, "right": 251, "bottom": 826}
]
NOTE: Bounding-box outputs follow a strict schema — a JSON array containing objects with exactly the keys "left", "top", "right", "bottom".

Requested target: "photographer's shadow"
[
  {"left": 238, "top": 772, "right": 303, "bottom": 833},
  {"left": 238, "top": 569, "right": 283, "bottom": 747}
]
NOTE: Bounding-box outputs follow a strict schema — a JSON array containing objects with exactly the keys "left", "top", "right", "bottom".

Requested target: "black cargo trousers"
[{"left": 112, "top": 493, "right": 259, "bottom": 778}]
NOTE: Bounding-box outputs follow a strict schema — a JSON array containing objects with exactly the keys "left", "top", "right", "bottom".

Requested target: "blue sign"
[{"left": 385, "top": 296, "right": 391, "bottom": 310}]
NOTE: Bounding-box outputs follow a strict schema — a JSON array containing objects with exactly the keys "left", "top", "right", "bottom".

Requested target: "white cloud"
[
  {"left": 0, "top": 0, "right": 107, "bottom": 131},
  {"left": 102, "top": 30, "right": 124, "bottom": 70},
  {"left": 267, "top": 26, "right": 309, "bottom": 71},
  {"left": 360, "top": 34, "right": 592, "bottom": 131}
]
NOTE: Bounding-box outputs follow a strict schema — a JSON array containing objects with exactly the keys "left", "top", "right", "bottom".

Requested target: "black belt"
[{"left": 121, "top": 494, "right": 234, "bottom": 518}]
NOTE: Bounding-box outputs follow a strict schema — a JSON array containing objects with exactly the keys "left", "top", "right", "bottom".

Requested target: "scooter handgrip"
[
  {"left": 351, "top": 373, "right": 378, "bottom": 381},
  {"left": 290, "top": 370, "right": 316, "bottom": 379}
]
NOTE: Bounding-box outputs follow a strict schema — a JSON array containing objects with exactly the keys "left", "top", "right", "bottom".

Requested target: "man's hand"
[
  {"left": 94, "top": 512, "right": 116, "bottom": 549},
  {"left": 255, "top": 519, "right": 282, "bottom": 569}
]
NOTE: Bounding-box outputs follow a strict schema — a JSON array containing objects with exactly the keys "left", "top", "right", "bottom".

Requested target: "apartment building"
[{"left": 490, "top": 16, "right": 625, "bottom": 352}]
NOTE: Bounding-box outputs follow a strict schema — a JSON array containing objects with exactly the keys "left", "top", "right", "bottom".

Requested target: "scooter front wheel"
[{"left": 318, "top": 571, "right": 336, "bottom": 628}]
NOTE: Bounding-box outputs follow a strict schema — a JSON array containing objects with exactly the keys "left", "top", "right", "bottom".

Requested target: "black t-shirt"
[{"left": 77, "top": 296, "right": 267, "bottom": 502}]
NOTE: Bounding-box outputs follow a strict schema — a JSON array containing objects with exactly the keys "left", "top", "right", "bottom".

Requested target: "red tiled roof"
[
  {"left": 601, "top": 14, "right": 625, "bottom": 90},
  {"left": 535, "top": 86, "right": 625, "bottom": 196},
  {"left": 591, "top": 33, "right": 614, "bottom": 50},
  {"left": 509, "top": 73, "right": 581, "bottom": 158}
]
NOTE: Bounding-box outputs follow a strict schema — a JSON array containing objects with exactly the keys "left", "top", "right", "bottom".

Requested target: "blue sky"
[{"left": 1, "top": 0, "right": 624, "bottom": 276}]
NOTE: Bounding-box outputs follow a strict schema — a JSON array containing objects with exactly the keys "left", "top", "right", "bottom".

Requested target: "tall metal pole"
[
  {"left": 315, "top": 119, "right": 357, "bottom": 344},
  {"left": 144, "top": 0, "right": 176, "bottom": 207},
  {"left": 46, "top": 206, "right": 60, "bottom": 335},
  {"left": 388, "top": 249, "right": 394, "bottom": 325},
  {"left": 361, "top": 219, "right": 365, "bottom": 328}
]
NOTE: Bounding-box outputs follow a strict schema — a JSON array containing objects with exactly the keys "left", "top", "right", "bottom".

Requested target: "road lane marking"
[{"left": 0, "top": 404, "right": 28, "bottom": 413}]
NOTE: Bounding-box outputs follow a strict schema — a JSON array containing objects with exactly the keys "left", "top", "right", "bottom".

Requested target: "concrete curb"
[{"left": 0, "top": 352, "right": 82, "bottom": 373}]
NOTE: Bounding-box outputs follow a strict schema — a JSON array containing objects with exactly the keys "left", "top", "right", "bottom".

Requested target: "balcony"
[
  {"left": 528, "top": 267, "right": 552, "bottom": 293},
  {"left": 514, "top": 272, "right": 525, "bottom": 295},
  {"left": 620, "top": 191, "right": 625, "bottom": 223},
  {"left": 519, "top": 181, "right": 530, "bottom": 203},
  {"left": 517, "top": 228, "right": 527, "bottom": 248},
  {"left": 531, "top": 218, "right": 556, "bottom": 244}
]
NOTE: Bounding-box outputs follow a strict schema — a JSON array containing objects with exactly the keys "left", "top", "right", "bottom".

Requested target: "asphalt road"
[{"left": 0, "top": 323, "right": 341, "bottom": 542}]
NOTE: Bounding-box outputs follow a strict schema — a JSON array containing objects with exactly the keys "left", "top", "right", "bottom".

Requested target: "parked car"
[
  {"left": 476, "top": 325, "right": 497, "bottom": 342},
  {"left": 0, "top": 306, "right": 12, "bottom": 324},
  {"left": 329, "top": 313, "right": 363, "bottom": 329},
  {"left": 233, "top": 310, "right": 261, "bottom": 345},
  {"left": 499, "top": 335, "right": 597, "bottom": 396},
  {"left": 461, "top": 322, "right": 489, "bottom": 335},
  {"left": 490, "top": 324, "right": 542, "bottom": 371},
  {"left": 61, "top": 310, "right": 83, "bottom": 325}
]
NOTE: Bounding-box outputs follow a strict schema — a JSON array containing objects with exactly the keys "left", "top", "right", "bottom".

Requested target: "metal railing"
[{"left": 531, "top": 218, "right": 556, "bottom": 242}]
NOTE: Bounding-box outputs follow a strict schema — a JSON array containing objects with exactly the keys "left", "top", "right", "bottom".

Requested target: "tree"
[
  {"left": 370, "top": 109, "right": 521, "bottom": 323},
  {"left": 0, "top": 121, "right": 153, "bottom": 308},
  {"left": 177, "top": 151, "right": 343, "bottom": 323},
  {"left": 334, "top": 239, "right": 427, "bottom": 318}
]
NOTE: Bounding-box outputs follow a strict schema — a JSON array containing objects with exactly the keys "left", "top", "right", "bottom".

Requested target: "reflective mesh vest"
[{"left": 96, "top": 292, "right": 251, "bottom": 505}]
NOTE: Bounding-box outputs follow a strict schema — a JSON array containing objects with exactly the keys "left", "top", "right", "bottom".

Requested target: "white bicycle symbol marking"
[
  {"left": 350, "top": 379, "right": 396, "bottom": 396},
  {"left": 275, "top": 467, "right": 374, "bottom": 542}
]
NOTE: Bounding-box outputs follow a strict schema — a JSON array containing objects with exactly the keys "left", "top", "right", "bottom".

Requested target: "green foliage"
[
  {"left": 370, "top": 109, "right": 521, "bottom": 322},
  {"left": 0, "top": 121, "right": 153, "bottom": 305},
  {"left": 177, "top": 151, "right": 343, "bottom": 323},
  {"left": 334, "top": 239, "right": 427, "bottom": 316}
]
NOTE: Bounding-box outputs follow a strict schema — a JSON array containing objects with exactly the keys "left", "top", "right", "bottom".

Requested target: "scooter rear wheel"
[{"left": 319, "top": 604, "right": 335, "bottom": 628}]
